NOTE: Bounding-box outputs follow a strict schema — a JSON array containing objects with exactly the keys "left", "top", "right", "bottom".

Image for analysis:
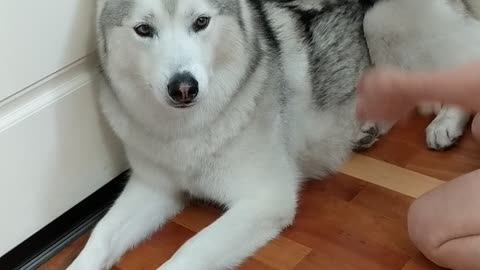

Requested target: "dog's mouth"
[
  {"left": 166, "top": 96, "right": 197, "bottom": 109},
  {"left": 169, "top": 102, "right": 197, "bottom": 109}
]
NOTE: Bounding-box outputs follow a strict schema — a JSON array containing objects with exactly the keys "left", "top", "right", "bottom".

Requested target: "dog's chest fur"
[
  {"left": 100, "top": 0, "right": 373, "bottom": 193},
  {"left": 104, "top": 83, "right": 282, "bottom": 197}
]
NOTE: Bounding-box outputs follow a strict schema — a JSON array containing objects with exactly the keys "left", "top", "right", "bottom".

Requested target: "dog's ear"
[
  {"left": 96, "top": 0, "right": 110, "bottom": 20},
  {"left": 95, "top": 0, "right": 134, "bottom": 63},
  {"left": 96, "top": 0, "right": 109, "bottom": 63}
]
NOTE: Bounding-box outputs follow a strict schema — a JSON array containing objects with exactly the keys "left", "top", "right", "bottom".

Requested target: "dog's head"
[{"left": 97, "top": 0, "right": 249, "bottom": 114}]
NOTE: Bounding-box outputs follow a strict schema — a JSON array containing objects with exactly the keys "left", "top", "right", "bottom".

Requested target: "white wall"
[
  {"left": 0, "top": 0, "right": 96, "bottom": 101},
  {"left": 0, "top": 1, "right": 128, "bottom": 257}
]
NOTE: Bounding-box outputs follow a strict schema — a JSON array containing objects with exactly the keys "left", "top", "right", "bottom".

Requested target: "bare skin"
[
  {"left": 356, "top": 61, "right": 480, "bottom": 270},
  {"left": 408, "top": 170, "right": 480, "bottom": 270},
  {"left": 357, "top": 62, "right": 480, "bottom": 140}
]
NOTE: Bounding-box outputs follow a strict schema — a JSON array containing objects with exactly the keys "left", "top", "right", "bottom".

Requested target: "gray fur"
[
  {"left": 306, "top": 2, "right": 370, "bottom": 108},
  {"left": 208, "top": 0, "right": 241, "bottom": 15},
  {"left": 95, "top": 0, "right": 379, "bottom": 183},
  {"left": 266, "top": 0, "right": 371, "bottom": 108},
  {"left": 94, "top": 0, "right": 380, "bottom": 194},
  {"left": 70, "top": 0, "right": 393, "bottom": 269},
  {"left": 209, "top": 0, "right": 246, "bottom": 36},
  {"left": 99, "top": 0, "right": 133, "bottom": 54},
  {"left": 163, "top": 0, "right": 177, "bottom": 15},
  {"left": 100, "top": 0, "right": 133, "bottom": 33}
]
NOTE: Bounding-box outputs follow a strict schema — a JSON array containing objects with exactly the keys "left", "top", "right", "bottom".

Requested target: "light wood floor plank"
[
  {"left": 341, "top": 154, "right": 444, "bottom": 198},
  {"left": 41, "top": 116, "right": 479, "bottom": 270}
]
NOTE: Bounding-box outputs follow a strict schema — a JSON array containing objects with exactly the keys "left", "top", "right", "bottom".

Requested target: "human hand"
[
  {"left": 356, "top": 68, "right": 418, "bottom": 122},
  {"left": 357, "top": 65, "right": 480, "bottom": 143}
]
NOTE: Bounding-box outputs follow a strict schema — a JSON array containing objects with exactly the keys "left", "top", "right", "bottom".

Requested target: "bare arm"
[
  {"left": 357, "top": 61, "right": 480, "bottom": 122},
  {"left": 412, "top": 62, "right": 480, "bottom": 111}
]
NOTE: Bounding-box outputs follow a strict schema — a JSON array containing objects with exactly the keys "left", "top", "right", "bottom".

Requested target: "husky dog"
[
  {"left": 66, "top": 0, "right": 443, "bottom": 269},
  {"left": 364, "top": 0, "right": 480, "bottom": 150}
]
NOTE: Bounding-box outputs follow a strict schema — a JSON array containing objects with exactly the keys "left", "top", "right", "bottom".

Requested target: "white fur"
[
  {"left": 67, "top": 0, "right": 480, "bottom": 269},
  {"left": 364, "top": 0, "right": 480, "bottom": 150},
  {"left": 69, "top": 1, "right": 336, "bottom": 269}
]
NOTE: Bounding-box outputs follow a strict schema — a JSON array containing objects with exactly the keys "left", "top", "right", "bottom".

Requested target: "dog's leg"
[
  {"left": 354, "top": 121, "right": 393, "bottom": 150},
  {"left": 158, "top": 187, "right": 297, "bottom": 270},
  {"left": 354, "top": 121, "right": 380, "bottom": 150},
  {"left": 426, "top": 106, "right": 471, "bottom": 150},
  {"left": 67, "top": 176, "right": 183, "bottom": 270}
]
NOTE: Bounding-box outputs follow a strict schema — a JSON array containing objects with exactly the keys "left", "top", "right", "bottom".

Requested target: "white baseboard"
[{"left": 0, "top": 55, "right": 128, "bottom": 256}]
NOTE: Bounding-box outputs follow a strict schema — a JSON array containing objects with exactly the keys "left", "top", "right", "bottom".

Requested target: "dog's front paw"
[
  {"left": 65, "top": 264, "right": 85, "bottom": 270},
  {"left": 354, "top": 122, "right": 380, "bottom": 151},
  {"left": 354, "top": 121, "right": 394, "bottom": 151},
  {"left": 65, "top": 260, "right": 84, "bottom": 270},
  {"left": 426, "top": 117, "right": 464, "bottom": 151}
]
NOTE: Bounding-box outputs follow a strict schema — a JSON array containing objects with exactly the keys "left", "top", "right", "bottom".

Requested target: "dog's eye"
[
  {"left": 193, "top": 16, "right": 211, "bottom": 32},
  {"left": 134, "top": 24, "right": 154, "bottom": 38}
]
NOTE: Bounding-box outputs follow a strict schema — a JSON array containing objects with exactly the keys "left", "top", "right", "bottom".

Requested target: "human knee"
[
  {"left": 408, "top": 197, "right": 457, "bottom": 268},
  {"left": 471, "top": 113, "right": 480, "bottom": 142},
  {"left": 407, "top": 198, "right": 440, "bottom": 257}
]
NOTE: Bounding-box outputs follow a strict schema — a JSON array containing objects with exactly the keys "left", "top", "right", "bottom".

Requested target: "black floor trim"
[{"left": 0, "top": 171, "right": 130, "bottom": 270}]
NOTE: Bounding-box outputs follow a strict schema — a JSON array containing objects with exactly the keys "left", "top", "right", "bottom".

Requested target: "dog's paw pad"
[
  {"left": 354, "top": 123, "right": 380, "bottom": 151},
  {"left": 426, "top": 119, "right": 464, "bottom": 151}
]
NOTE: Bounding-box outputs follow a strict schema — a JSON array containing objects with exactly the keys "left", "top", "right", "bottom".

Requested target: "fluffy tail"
[{"left": 465, "top": 0, "right": 480, "bottom": 19}]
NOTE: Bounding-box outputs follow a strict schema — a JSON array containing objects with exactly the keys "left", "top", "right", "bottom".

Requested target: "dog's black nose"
[{"left": 167, "top": 72, "right": 199, "bottom": 106}]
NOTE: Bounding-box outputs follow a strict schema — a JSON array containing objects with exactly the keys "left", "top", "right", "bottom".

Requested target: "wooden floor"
[{"left": 40, "top": 115, "right": 480, "bottom": 270}]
